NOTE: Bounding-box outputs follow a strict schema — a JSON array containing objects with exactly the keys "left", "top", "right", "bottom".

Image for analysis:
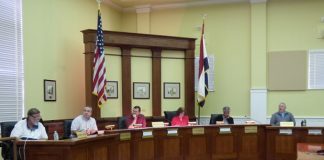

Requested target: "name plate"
[
  {"left": 152, "top": 122, "right": 165, "bottom": 128},
  {"left": 280, "top": 122, "right": 294, "bottom": 127},
  {"left": 308, "top": 129, "right": 322, "bottom": 135},
  {"left": 192, "top": 127, "right": 205, "bottom": 135},
  {"left": 167, "top": 128, "right": 178, "bottom": 136},
  {"left": 142, "top": 130, "right": 153, "bottom": 138},
  {"left": 244, "top": 126, "right": 258, "bottom": 133},
  {"left": 279, "top": 129, "right": 292, "bottom": 135},
  {"left": 219, "top": 127, "right": 231, "bottom": 134},
  {"left": 120, "top": 132, "right": 131, "bottom": 141}
]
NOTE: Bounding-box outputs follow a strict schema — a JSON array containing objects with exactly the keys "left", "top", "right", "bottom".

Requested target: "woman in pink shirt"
[{"left": 171, "top": 107, "right": 189, "bottom": 126}]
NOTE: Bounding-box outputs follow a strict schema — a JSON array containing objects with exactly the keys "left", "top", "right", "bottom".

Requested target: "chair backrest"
[
  {"left": 0, "top": 121, "right": 17, "bottom": 160},
  {"left": 63, "top": 120, "right": 73, "bottom": 139},
  {"left": 164, "top": 111, "right": 177, "bottom": 126},
  {"left": 209, "top": 114, "right": 221, "bottom": 124},
  {"left": 117, "top": 116, "right": 128, "bottom": 129},
  {"left": 0, "top": 121, "right": 17, "bottom": 137}
]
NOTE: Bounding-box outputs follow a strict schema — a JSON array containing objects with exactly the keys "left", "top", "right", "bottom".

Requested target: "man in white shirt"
[
  {"left": 10, "top": 108, "right": 48, "bottom": 140},
  {"left": 71, "top": 106, "right": 98, "bottom": 135}
]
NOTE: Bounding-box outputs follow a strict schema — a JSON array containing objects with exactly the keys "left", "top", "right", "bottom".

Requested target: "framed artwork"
[
  {"left": 164, "top": 82, "right": 180, "bottom": 99},
  {"left": 133, "top": 82, "right": 150, "bottom": 99},
  {"left": 106, "top": 81, "right": 118, "bottom": 98},
  {"left": 44, "top": 79, "right": 56, "bottom": 101}
]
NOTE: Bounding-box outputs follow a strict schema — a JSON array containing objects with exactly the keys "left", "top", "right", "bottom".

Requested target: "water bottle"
[
  {"left": 304, "top": 119, "right": 307, "bottom": 126},
  {"left": 53, "top": 131, "right": 59, "bottom": 141}
]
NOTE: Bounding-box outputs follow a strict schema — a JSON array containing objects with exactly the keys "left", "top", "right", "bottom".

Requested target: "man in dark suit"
[{"left": 215, "top": 106, "right": 234, "bottom": 124}]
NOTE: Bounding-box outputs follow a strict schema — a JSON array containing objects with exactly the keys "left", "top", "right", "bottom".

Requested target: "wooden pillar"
[
  {"left": 185, "top": 49, "right": 195, "bottom": 118},
  {"left": 121, "top": 47, "right": 132, "bottom": 116},
  {"left": 152, "top": 48, "right": 162, "bottom": 116}
]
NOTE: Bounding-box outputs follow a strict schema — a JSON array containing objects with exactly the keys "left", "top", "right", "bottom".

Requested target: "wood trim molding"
[{"left": 82, "top": 30, "right": 196, "bottom": 118}]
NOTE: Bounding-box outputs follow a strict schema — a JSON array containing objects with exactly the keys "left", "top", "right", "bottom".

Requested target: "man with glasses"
[
  {"left": 10, "top": 108, "right": 48, "bottom": 140},
  {"left": 127, "top": 106, "right": 146, "bottom": 129},
  {"left": 71, "top": 106, "right": 98, "bottom": 135}
]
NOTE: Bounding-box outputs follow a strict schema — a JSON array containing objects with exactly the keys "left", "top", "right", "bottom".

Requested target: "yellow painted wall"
[
  {"left": 267, "top": 0, "right": 324, "bottom": 116},
  {"left": 148, "top": 3, "right": 252, "bottom": 116},
  {"left": 23, "top": 0, "right": 122, "bottom": 120},
  {"left": 101, "top": 47, "right": 122, "bottom": 117},
  {"left": 161, "top": 51, "right": 185, "bottom": 114},
  {"left": 131, "top": 49, "right": 153, "bottom": 116}
]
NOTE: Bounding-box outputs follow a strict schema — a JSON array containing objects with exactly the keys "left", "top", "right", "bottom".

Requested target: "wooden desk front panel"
[{"left": 266, "top": 127, "right": 324, "bottom": 160}]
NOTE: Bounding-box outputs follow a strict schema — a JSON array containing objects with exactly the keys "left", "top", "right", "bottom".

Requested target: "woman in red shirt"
[{"left": 171, "top": 107, "right": 189, "bottom": 126}]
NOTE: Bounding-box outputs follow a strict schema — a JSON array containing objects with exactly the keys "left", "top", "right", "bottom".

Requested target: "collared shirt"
[
  {"left": 223, "top": 115, "right": 229, "bottom": 124},
  {"left": 10, "top": 119, "right": 48, "bottom": 140},
  {"left": 270, "top": 111, "right": 296, "bottom": 126},
  {"left": 71, "top": 115, "right": 98, "bottom": 131},
  {"left": 171, "top": 115, "right": 189, "bottom": 126},
  {"left": 126, "top": 114, "right": 146, "bottom": 128}
]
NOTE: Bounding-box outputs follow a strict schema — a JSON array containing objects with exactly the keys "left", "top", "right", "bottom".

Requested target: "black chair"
[
  {"left": 164, "top": 111, "right": 177, "bottom": 126},
  {"left": 117, "top": 116, "right": 128, "bottom": 129},
  {"left": 209, "top": 114, "right": 221, "bottom": 124},
  {"left": 0, "top": 121, "right": 17, "bottom": 160},
  {"left": 63, "top": 120, "right": 73, "bottom": 139}
]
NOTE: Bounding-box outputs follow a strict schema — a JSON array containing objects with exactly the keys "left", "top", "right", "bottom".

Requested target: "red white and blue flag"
[
  {"left": 92, "top": 8, "right": 107, "bottom": 107},
  {"left": 197, "top": 21, "right": 209, "bottom": 107}
]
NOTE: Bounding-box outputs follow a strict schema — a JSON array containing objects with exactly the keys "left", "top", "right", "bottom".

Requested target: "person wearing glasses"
[
  {"left": 71, "top": 106, "right": 98, "bottom": 135},
  {"left": 127, "top": 106, "right": 146, "bottom": 129},
  {"left": 10, "top": 108, "right": 48, "bottom": 140}
]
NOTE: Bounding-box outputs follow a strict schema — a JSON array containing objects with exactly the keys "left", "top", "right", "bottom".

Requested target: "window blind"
[
  {"left": 0, "top": 0, "right": 24, "bottom": 123},
  {"left": 308, "top": 50, "right": 324, "bottom": 89}
]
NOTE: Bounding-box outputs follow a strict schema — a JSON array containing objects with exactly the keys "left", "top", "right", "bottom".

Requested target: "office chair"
[
  {"left": 209, "top": 114, "right": 221, "bottom": 124},
  {"left": 117, "top": 116, "right": 128, "bottom": 129},
  {"left": 0, "top": 121, "right": 17, "bottom": 160},
  {"left": 63, "top": 120, "right": 73, "bottom": 139},
  {"left": 164, "top": 111, "right": 178, "bottom": 126}
]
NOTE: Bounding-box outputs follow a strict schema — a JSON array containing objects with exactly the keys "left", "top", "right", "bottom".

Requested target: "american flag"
[
  {"left": 92, "top": 9, "right": 107, "bottom": 107},
  {"left": 197, "top": 21, "right": 209, "bottom": 107}
]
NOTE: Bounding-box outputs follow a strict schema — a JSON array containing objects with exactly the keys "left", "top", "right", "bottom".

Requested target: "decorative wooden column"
[
  {"left": 121, "top": 47, "right": 132, "bottom": 116},
  {"left": 82, "top": 30, "right": 196, "bottom": 118},
  {"left": 152, "top": 48, "right": 162, "bottom": 116},
  {"left": 185, "top": 49, "right": 195, "bottom": 118}
]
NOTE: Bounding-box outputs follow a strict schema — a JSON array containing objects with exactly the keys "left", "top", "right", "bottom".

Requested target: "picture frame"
[
  {"left": 44, "top": 79, "right": 56, "bottom": 101},
  {"left": 106, "top": 81, "right": 118, "bottom": 99},
  {"left": 164, "top": 82, "right": 180, "bottom": 99},
  {"left": 133, "top": 82, "right": 150, "bottom": 99}
]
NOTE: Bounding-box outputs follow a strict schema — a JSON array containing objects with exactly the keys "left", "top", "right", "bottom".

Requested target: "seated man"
[
  {"left": 10, "top": 108, "right": 48, "bottom": 140},
  {"left": 270, "top": 102, "right": 295, "bottom": 126},
  {"left": 71, "top": 106, "right": 98, "bottom": 135},
  {"left": 171, "top": 107, "right": 189, "bottom": 126},
  {"left": 215, "top": 106, "right": 234, "bottom": 124},
  {"left": 127, "top": 106, "right": 146, "bottom": 129}
]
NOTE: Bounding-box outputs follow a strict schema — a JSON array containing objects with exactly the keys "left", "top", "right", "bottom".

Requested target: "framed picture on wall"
[
  {"left": 133, "top": 82, "right": 150, "bottom": 99},
  {"left": 164, "top": 82, "right": 180, "bottom": 99},
  {"left": 44, "top": 79, "right": 56, "bottom": 101},
  {"left": 106, "top": 81, "right": 118, "bottom": 99}
]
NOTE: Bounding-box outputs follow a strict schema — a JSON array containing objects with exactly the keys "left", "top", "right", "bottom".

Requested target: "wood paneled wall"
[{"left": 82, "top": 30, "right": 196, "bottom": 118}]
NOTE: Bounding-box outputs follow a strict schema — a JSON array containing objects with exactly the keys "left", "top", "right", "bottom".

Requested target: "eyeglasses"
[{"left": 30, "top": 115, "right": 41, "bottom": 120}]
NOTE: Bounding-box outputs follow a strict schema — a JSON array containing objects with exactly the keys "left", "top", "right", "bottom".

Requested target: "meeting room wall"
[
  {"left": 23, "top": 0, "right": 122, "bottom": 120},
  {"left": 161, "top": 50, "right": 185, "bottom": 114},
  {"left": 122, "top": 3, "right": 252, "bottom": 117},
  {"left": 121, "top": 0, "right": 324, "bottom": 119},
  {"left": 101, "top": 47, "right": 123, "bottom": 117},
  {"left": 267, "top": 0, "right": 324, "bottom": 117}
]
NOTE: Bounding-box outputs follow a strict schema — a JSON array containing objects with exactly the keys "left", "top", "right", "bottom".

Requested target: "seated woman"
[{"left": 171, "top": 107, "right": 189, "bottom": 126}]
